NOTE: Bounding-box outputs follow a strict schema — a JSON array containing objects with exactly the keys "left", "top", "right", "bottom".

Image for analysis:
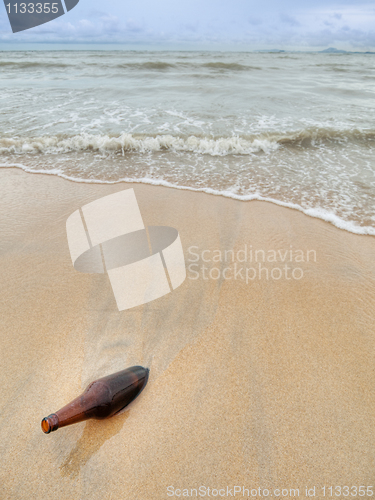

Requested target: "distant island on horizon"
[{"left": 256, "top": 47, "right": 375, "bottom": 54}]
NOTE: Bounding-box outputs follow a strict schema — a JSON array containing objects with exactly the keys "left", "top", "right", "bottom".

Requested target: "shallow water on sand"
[{"left": 0, "top": 50, "right": 374, "bottom": 234}]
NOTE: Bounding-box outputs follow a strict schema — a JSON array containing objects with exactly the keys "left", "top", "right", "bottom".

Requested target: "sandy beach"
[{"left": 0, "top": 166, "right": 374, "bottom": 499}]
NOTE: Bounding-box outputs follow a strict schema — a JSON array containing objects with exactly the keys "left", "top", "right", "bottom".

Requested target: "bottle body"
[{"left": 41, "top": 366, "right": 149, "bottom": 434}]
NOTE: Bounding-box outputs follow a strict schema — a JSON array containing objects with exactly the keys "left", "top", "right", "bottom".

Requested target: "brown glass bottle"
[{"left": 41, "top": 366, "right": 149, "bottom": 434}]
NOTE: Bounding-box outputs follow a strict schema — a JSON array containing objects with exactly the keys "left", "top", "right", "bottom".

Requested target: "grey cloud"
[
  {"left": 248, "top": 16, "right": 262, "bottom": 26},
  {"left": 304, "top": 26, "right": 375, "bottom": 47},
  {"left": 279, "top": 13, "right": 301, "bottom": 27},
  {"left": 182, "top": 23, "right": 199, "bottom": 33},
  {"left": 126, "top": 19, "right": 143, "bottom": 32}
]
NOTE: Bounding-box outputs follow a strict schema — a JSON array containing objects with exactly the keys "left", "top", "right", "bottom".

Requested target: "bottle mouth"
[{"left": 41, "top": 414, "right": 59, "bottom": 434}]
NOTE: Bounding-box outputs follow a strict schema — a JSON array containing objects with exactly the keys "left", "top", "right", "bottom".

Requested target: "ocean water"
[{"left": 1, "top": 50, "right": 374, "bottom": 235}]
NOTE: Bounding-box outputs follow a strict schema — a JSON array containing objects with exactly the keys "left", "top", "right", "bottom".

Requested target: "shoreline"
[
  {"left": 0, "top": 166, "right": 374, "bottom": 499},
  {"left": 2, "top": 163, "right": 375, "bottom": 237}
]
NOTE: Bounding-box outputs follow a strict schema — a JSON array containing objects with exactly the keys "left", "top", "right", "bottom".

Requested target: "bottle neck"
[{"left": 41, "top": 382, "right": 111, "bottom": 433}]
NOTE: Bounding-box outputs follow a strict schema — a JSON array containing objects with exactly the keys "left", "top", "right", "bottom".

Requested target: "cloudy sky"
[{"left": 1, "top": 0, "right": 375, "bottom": 50}]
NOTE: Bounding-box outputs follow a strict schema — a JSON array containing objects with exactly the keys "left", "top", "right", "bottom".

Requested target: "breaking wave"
[
  {"left": 1, "top": 127, "right": 374, "bottom": 156},
  {"left": 0, "top": 133, "right": 279, "bottom": 156}
]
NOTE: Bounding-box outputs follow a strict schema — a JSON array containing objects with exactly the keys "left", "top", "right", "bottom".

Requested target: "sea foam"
[
  {"left": 0, "top": 133, "right": 280, "bottom": 156},
  {"left": 1, "top": 127, "right": 374, "bottom": 157},
  {"left": 2, "top": 161, "right": 375, "bottom": 237}
]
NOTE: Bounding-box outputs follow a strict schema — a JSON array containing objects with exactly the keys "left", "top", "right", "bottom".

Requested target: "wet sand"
[{"left": 0, "top": 167, "right": 374, "bottom": 499}]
